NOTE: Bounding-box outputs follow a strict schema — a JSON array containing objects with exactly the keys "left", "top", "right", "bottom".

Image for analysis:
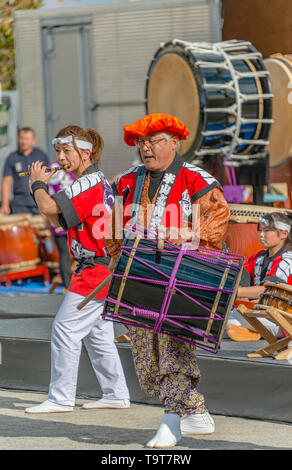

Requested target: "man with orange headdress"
[{"left": 104, "top": 113, "right": 230, "bottom": 448}]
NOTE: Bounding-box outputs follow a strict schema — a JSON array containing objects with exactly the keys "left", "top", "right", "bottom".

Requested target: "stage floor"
[{"left": 0, "top": 292, "right": 292, "bottom": 424}]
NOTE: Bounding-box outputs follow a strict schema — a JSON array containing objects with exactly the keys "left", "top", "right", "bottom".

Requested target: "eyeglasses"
[{"left": 134, "top": 137, "right": 167, "bottom": 148}]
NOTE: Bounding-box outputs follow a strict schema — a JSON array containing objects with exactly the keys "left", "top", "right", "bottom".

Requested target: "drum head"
[
  {"left": 264, "top": 55, "right": 292, "bottom": 166},
  {"left": 147, "top": 52, "right": 200, "bottom": 157}
]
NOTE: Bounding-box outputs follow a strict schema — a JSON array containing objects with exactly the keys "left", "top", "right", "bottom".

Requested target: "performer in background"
[
  {"left": 104, "top": 113, "right": 230, "bottom": 448},
  {"left": 227, "top": 211, "right": 292, "bottom": 341},
  {"left": 0, "top": 127, "right": 49, "bottom": 215},
  {"left": 25, "top": 125, "right": 130, "bottom": 413}
]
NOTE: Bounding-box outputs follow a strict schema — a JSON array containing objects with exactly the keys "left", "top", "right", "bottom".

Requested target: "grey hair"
[{"left": 161, "top": 133, "right": 181, "bottom": 151}]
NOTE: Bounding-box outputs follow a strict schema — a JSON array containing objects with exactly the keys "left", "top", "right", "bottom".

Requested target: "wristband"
[{"left": 31, "top": 180, "right": 47, "bottom": 202}]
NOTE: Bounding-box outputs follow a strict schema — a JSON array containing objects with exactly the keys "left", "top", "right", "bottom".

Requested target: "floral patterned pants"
[{"left": 129, "top": 326, "right": 207, "bottom": 417}]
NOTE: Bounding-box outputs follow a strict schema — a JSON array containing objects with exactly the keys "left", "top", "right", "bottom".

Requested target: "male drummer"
[{"left": 104, "top": 113, "right": 230, "bottom": 448}]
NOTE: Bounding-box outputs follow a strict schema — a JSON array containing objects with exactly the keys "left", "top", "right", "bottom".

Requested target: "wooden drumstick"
[
  {"left": 18, "top": 165, "right": 69, "bottom": 177},
  {"left": 77, "top": 274, "right": 112, "bottom": 310}
]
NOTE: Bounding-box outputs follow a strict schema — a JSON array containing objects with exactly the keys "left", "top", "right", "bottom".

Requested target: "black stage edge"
[{"left": 0, "top": 294, "right": 292, "bottom": 423}]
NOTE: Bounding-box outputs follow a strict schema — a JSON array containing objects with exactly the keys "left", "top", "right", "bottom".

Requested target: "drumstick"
[
  {"left": 77, "top": 274, "right": 112, "bottom": 310},
  {"left": 18, "top": 165, "right": 70, "bottom": 177}
]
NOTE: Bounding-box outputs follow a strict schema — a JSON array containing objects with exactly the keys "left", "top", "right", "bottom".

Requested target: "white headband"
[
  {"left": 52, "top": 135, "right": 92, "bottom": 152},
  {"left": 258, "top": 216, "right": 290, "bottom": 233},
  {"left": 274, "top": 221, "right": 290, "bottom": 232}
]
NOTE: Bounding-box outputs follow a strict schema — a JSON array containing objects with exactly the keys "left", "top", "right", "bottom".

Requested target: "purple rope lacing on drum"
[
  {"left": 113, "top": 250, "right": 231, "bottom": 321},
  {"left": 173, "top": 285, "right": 225, "bottom": 320},
  {"left": 111, "top": 245, "right": 238, "bottom": 334},
  {"left": 120, "top": 246, "right": 239, "bottom": 272},
  {"left": 103, "top": 311, "right": 219, "bottom": 354},
  {"left": 128, "top": 225, "right": 243, "bottom": 260},
  {"left": 119, "top": 249, "right": 170, "bottom": 280},
  {"left": 106, "top": 298, "right": 222, "bottom": 323},
  {"left": 120, "top": 243, "right": 242, "bottom": 270},
  {"left": 112, "top": 273, "right": 168, "bottom": 286},
  {"left": 112, "top": 272, "right": 233, "bottom": 301},
  {"left": 105, "top": 298, "right": 218, "bottom": 344}
]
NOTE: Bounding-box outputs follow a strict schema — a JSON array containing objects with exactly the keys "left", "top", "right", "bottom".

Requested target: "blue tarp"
[{"left": 0, "top": 280, "right": 64, "bottom": 295}]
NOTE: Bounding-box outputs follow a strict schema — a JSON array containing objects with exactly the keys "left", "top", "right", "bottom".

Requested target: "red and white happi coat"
[
  {"left": 52, "top": 162, "right": 114, "bottom": 298},
  {"left": 111, "top": 154, "right": 227, "bottom": 241},
  {"left": 242, "top": 245, "right": 292, "bottom": 287}
]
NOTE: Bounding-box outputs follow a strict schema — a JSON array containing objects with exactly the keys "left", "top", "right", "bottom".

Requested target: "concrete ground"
[{"left": 0, "top": 388, "right": 291, "bottom": 451}]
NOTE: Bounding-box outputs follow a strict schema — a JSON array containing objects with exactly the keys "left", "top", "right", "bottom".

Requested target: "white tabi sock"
[{"left": 146, "top": 413, "right": 181, "bottom": 448}]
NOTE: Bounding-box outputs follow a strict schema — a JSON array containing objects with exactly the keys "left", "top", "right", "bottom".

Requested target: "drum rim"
[
  {"left": 146, "top": 51, "right": 201, "bottom": 156},
  {"left": 0, "top": 213, "right": 31, "bottom": 223},
  {"left": 145, "top": 41, "right": 206, "bottom": 160},
  {"left": 263, "top": 281, "right": 292, "bottom": 294}
]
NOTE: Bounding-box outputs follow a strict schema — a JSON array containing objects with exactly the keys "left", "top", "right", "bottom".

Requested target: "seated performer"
[
  {"left": 104, "top": 113, "right": 230, "bottom": 448},
  {"left": 227, "top": 211, "right": 292, "bottom": 341},
  {"left": 25, "top": 125, "right": 130, "bottom": 413}
]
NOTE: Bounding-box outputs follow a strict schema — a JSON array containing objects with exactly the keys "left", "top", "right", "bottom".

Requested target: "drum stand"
[
  {"left": 237, "top": 303, "right": 292, "bottom": 360},
  {"left": 224, "top": 152, "right": 269, "bottom": 205},
  {"left": 0, "top": 265, "right": 50, "bottom": 287}
]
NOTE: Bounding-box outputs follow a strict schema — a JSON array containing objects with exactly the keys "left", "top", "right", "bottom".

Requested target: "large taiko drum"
[
  {"left": 103, "top": 228, "right": 244, "bottom": 354},
  {"left": 264, "top": 54, "right": 292, "bottom": 167},
  {"left": 146, "top": 39, "right": 273, "bottom": 162},
  {"left": 224, "top": 204, "right": 292, "bottom": 261},
  {"left": 0, "top": 214, "right": 40, "bottom": 273}
]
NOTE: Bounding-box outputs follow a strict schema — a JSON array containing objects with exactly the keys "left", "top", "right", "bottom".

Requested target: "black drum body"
[
  {"left": 103, "top": 234, "right": 243, "bottom": 353},
  {"left": 146, "top": 39, "right": 273, "bottom": 163}
]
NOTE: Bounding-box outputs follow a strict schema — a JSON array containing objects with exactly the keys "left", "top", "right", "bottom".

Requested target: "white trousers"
[
  {"left": 48, "top": 291, "right": 130, "bottom": 406},
  {"left": 228, "top": 308, "right": 285, "bottom": 339}
]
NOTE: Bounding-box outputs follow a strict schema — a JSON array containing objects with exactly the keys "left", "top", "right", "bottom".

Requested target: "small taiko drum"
[
  {"left": 224, "top": 204, "right": 292, "bottom": 260},
  {"left": 257, "top": 282, "right": 292, "bottom": 316},
  {"left": 0, "top": 214, "right": 40, "bottom": 273}
]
